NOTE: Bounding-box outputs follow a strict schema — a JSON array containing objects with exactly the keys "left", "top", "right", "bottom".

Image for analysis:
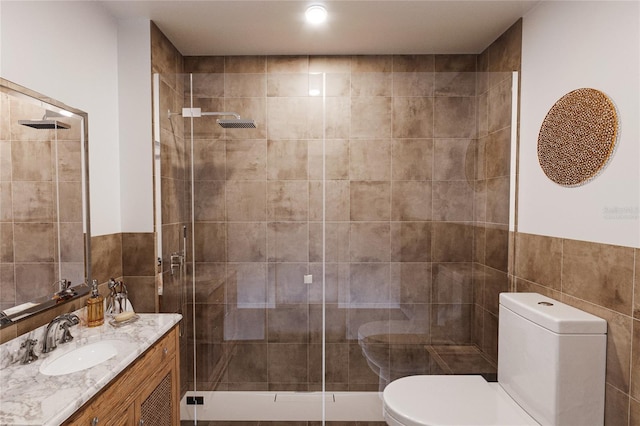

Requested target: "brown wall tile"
[
  {"left": 308, "top": 139, "right": 349, "bottom": 180},
  {"left": 350, "top": 223, "right": 391, "bottom": 262},
  {"left": 351, "top": 56, "right": 393, "bottom": 73},
  {"left": 393, "top": 97, "right": 434, "bottom": 139},
  {"left": 350, "top": 181, "right": 390, "bottom": 221},
  {"left": 153, "top": 22, "right": 518, "bottom": 393},
  {"left": 486, "top": 19, "right": 522, "bottom": 73},
  {"left": 267, "top": 222, "right": 308, "bottom": 262},
  {"left": 484, "top": 225, "right": 508, "bottom": 272},
  {"left": 432, "top": 222, "right": 473, "bottom": 262},
  {"left": 391, "top": 139, "right": 433, "bottom": 181},
  {"left": 267, "top": 181, "right": 308, "bottom": 221},
  {"left": 433, "top": 139, "right": 474, "bottom": 181},
  {"left": 631, "top": 397, "right": 640, "bottom": 426},
  {"left": 562, "top": 239, "right": 634, "bottom": 316},
  {"left": 225, "top": 56, "right": 266, "bottom": 74},
  {"left": 125, "top": 275, "right": 156, "bottom": 313},
  {"left": 226, "top": 181, "right": 266, "bottom": 221},
  {"left": 434, "top": 97, "right": 476, "bottom": 138},
  {"left": 227, "top": 222, "right": 265, "bottom": 262},
  {"left": 515, "top": 233, "right": 562, "bottom": 290},
  {"left": 432, "top": 181, "right": 474, "bottom": 222},
  {"left": 267, "top": 140, "right": 308, "bottom": 180},
  {"left": 391, "top": 222, "right": 431, "bottom": 262},
  {"left": 634, "top": 248, "right": 640, "bottom": 319},
  {"left": 91, "top": 233, "right": 123, "bottom": 283},
  {"left": 393, "top": 55, "right": 434, "bottom": 72},
  {"left": 393, "top": 72, "right": 434, "bottom": 97},
  {"left": 349, "top": 140, "right": 390, "bottom": 181},
  {"left": 632, "top": 319, "right": 640, "bottom": 400},
  {"left": 391, "top": 181, "right": 432, "bottom": 221},
  {"left": 605, "top": 383, "right": 630, "bottom": 426},
  {"left": 13, "top": 223, "right": 55, "bottom": 262},
  {"left": 122, "top": 232, "right": 155, "bottom": 276},
  {"left": 351, "top": 97, "right": 391, "bottom": 139}
]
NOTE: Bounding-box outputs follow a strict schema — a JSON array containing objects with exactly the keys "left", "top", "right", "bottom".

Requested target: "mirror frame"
[{"left": 0, "top": 78, "right": 91, "bottom": 328}]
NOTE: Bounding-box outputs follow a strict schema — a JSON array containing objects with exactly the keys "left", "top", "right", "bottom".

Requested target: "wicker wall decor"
[{"left": 537, "top": 88, "right": 618, "bottom": 186}]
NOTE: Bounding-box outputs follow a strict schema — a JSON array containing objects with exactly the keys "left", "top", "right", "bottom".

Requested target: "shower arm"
[
  {"left": 168, "top": 108, "right": 241, "bottom": 119},
  {"left": 201, "top": 111, "right": 240, "bottom": 119}
]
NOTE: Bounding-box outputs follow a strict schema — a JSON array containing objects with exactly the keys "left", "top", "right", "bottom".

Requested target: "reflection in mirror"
[{"left": 0, "top": 78, "right": 91, "bottom": 327}]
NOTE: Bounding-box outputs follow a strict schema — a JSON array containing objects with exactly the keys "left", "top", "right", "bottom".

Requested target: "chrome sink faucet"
[{"left": 41, "top": 313, "right": 80, "bottom": 353}]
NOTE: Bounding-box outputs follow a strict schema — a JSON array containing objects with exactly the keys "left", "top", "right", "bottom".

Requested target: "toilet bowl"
[
  {"left": 384, "top": 375, "right": 538, "bottom": 426},
  {"left": 382, "top": 293, "right": 607, "bottom": 426}
]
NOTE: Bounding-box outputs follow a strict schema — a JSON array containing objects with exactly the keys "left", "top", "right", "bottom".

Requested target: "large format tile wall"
[
  {"left": 151, "top": 18, "right": 519, "bottom": 393},
  {"left": 176, "top": 55, "right": 513, "bottom": 392},
  {"left": 513, "top": 233, "right": 640, "bottom": 424},
  {"left": 472, "top": 21, "right": 521, "bottom": 363}
]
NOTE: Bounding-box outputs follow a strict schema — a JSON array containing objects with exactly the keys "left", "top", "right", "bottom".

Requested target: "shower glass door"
[
  {"left": 156, "top": 66, "right": 331, "bottom": 423},
  {"left": 154, "top": 62, "right": 519, "bottom": 424}
]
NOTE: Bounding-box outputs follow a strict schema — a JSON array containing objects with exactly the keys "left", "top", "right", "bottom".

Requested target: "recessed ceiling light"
[{"left": 305, "top": 5, "right": 327, "bottom": 24}]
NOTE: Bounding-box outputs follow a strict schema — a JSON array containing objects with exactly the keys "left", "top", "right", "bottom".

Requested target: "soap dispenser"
[{"left": 86, "top": 279, "right": 104, "bottom": 327}]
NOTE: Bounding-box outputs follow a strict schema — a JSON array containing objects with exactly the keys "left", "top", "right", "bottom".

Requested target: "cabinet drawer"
[
  {"left": 139, "top": 328, "right": 177, "bottom": 372},
  {"left": 67, "top": 402, "right": 134, "bottom": 426}
]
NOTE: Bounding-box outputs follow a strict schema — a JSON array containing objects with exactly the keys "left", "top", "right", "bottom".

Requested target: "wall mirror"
[{"left": 0, "top": 78, "right": 91, "bottom": 328}]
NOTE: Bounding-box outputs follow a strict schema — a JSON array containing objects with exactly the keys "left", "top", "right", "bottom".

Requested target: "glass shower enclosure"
[{"left": 153, "top": 59, "right": 518, "bottom": 424}]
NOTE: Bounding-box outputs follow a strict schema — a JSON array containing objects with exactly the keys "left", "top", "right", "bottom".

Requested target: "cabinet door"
[{"left": 135, "top": 357, "right": 179, "bottom": 425}]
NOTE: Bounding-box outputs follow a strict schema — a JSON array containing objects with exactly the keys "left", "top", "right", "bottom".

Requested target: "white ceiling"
[{"left": 99, "top": 0, "right": 540, "bottom": 56}]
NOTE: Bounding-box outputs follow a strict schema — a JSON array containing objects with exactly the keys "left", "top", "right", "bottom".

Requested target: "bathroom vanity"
[{"left": 0, "top": 313, "right": 182, "bottom": 425}]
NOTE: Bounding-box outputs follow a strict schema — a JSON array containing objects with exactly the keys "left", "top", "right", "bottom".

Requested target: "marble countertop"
[{"left": 0, "top": 312, "right": 182, "bottom": 425}]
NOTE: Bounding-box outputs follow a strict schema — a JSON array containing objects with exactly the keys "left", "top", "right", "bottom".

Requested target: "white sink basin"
[{"left": 39, "top": 340, "right": 119, "bottom": 376}]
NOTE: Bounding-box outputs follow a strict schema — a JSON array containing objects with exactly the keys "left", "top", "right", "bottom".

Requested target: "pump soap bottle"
[{"left": 87, "top": 279, "right": 104, "bottom": 327}]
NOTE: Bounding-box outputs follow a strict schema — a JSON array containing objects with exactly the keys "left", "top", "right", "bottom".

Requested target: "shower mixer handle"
[{"left": 170, "top": 251, "right": 184, "bottom": 275}]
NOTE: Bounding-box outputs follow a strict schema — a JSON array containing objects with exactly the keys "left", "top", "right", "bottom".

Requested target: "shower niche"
[{"left": 153, "top": 58, "right": 518, "bottom": 423}]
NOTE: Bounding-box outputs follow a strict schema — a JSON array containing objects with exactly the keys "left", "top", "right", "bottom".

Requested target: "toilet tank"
[{"left": 498, "top": 293, "right": 607, "bottom": 426}]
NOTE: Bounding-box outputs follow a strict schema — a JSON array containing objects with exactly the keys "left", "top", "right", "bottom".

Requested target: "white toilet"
[{"left": 382, "top": 292, "right": 607, "bottom": 426}]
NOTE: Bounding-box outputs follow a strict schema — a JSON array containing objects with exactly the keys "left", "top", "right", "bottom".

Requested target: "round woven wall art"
[{"left": 537, "top": 88, "right": 618, "bottom": 186}]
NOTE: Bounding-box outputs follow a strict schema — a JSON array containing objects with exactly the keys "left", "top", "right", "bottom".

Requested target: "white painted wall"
[
  {"left": 0, "top": 1, "right": 154, "bottom": 236},
  {"left": 520, "top": 1, "right": 640, "bottom": 248},
  {"left": 117, "top": 19, "right": 153, "bottom": 233}
]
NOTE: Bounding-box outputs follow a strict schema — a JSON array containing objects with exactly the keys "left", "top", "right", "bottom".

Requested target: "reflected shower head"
[
  {"left": 19, "top": 110, "right": 71, "bottom": 130},
  {"left": 18, "top": 119, "right": 70, "bottom": 130},
  {"left": 217, "top": 118, "right": 256, "bottom": 129}
]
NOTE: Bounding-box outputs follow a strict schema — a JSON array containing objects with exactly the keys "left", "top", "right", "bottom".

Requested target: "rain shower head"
[
  {"left": 18, "top": 119, "right": 70, "bottom": 130},
  {"left": 217, "top": 118, "right": 256, "bottom": 129},
  {"left": 170, "top": 108, "right": 257, "bottom": 129}
]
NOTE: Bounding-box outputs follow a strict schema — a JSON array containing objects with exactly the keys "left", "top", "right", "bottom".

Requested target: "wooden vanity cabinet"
[{"left": 64, "top": 326, "right": 180, "bottom": 426}]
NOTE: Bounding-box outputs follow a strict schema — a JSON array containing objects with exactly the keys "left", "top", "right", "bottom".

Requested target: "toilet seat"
[{"left": 383, "top": 375, "right": 539, "bottom": 426}]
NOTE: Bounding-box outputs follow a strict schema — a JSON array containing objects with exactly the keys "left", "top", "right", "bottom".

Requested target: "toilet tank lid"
[{"left": 500, "top": 293, "right": 607, "bottom": 334}]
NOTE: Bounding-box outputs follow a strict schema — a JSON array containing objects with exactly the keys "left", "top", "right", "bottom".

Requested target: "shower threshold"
[{"left": 180, "top": 391, "right": 384, "bottom": 422}]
